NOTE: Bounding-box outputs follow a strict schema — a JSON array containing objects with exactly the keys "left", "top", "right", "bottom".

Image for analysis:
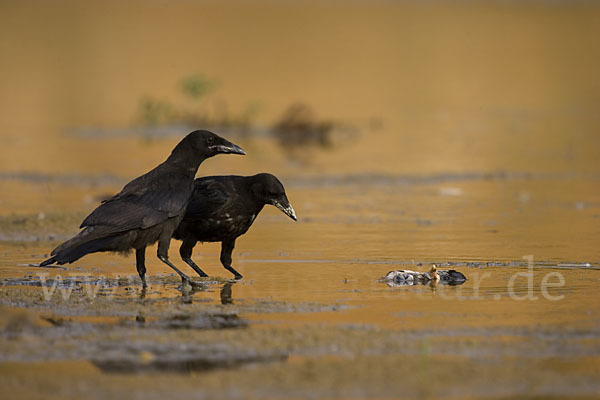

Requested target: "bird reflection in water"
[
  {"left": 220, "top": 281, "right": 234, "bottom": 305},
  {"left": 176, "top": 280, "right": 235, "bottom": 305}
]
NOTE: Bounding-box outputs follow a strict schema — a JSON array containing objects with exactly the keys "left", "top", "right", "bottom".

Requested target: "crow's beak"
[
  {"left": 211, "top": 140, "right": 246, "bottom": 155},
  {"left": 274, "top": 200, "right": 297, "bottom": 221}
]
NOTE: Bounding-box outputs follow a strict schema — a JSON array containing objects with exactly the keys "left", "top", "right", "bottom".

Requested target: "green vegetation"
[
  {"left": 137, "top": 73, "right": 352, "bottom": 157},
  {"left": 138, "top": 73, "right": 261, "bottom": 130}
]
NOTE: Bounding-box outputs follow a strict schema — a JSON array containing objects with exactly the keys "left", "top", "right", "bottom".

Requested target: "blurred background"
[{"left": 2, "top": 0, "right": 600, "bottom": 178}]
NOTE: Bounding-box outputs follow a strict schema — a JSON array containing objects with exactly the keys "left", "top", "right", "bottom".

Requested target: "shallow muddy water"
[
  {"left": 2, "top": 0, "right": 600, "bottom": 398},
  {"left": 1, "top": 171, "right": 599, "bottom": 399}
]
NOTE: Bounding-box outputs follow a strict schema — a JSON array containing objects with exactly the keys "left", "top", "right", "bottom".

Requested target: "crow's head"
[
  {"left": 199, "top": 130, "right": 245, "bottom": 156},
  {"left": 251, "top": 173, "right": 297, "bottom": 221},
  {"left": 174, "top": 130, "right": 246, "bottom": 161}
]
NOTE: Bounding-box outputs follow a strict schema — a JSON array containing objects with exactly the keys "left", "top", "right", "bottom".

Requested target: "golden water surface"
[{"left": 1, "top": 1, "right": 599, "bottom": 398}]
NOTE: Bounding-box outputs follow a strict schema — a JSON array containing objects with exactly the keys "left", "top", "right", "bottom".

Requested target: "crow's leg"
[
  {"left": 136, "top": 247, "right": 147, "bottom": 288},
  {"left": 179, "top": 239, "right": 208, "bottom": 277},
  {"left": 220, "top": 239, "right": 242, "bottom": 279},
  {"left": 157, "top": 235, "right": 192, "bottom": 283}
]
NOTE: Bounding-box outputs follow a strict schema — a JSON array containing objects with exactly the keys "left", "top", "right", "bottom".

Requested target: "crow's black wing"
[
  {"left": 80, "top": 169, "right": 193, "bottom": 232},
  {"left": 183, "top": 178, "right": 231, "bottom": 221}
]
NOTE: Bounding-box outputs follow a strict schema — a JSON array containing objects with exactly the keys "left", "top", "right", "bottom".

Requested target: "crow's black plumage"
[
  {"left": 172, "top": 173, "right": 297, "bottom": 279},
  {"left": 40, "top": 130, "right": 245, "bottom": 287}
]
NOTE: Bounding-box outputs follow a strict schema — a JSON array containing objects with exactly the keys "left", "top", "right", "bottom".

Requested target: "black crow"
[
  {"left": 172, "top": 173, "right": 296, "bottom": 279},
  {"left": 40, "top": 130, "right": 245, "bottom": 287}
]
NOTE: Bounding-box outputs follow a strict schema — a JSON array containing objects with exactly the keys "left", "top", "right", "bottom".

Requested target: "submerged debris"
[
  {"left": 272, "top": 103, "right": 335, "bottom": 150},
  {"left": 92, "top": 348, "right": 287, "bottom": 374},
  {"left": 160, "top": 313, "right": 247, "bottom": 330}
]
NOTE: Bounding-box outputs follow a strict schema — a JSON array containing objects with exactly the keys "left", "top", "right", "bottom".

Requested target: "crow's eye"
[{"left": 207, "top": 137, "right": 215, "bottom": 145}]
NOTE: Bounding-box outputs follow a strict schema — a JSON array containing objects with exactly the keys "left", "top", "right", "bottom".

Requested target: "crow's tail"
[
  {"left": 40, "top": 227, "right": 124, "bottom": 266},
  {"left": 39, "top": 256, "right": 58, "bottom": 266}
]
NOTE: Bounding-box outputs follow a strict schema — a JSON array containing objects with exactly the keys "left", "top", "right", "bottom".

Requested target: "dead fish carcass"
[{"left": 380, "top": 265, "right": 466, "bottom": 287}]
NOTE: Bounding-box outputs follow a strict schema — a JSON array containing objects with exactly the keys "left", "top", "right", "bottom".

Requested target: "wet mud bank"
[
  {"left": 1, "top": 168, "right": 599, "bottom": 398},
  {"left": 1, "top": 264, "right": 600, "bottom": 399}
]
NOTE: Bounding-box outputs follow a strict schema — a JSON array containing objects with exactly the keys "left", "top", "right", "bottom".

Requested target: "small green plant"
[
  {"left": 180, "top": 74, "right": 218, "bottom": 101},
  {"left": 138, "top": 96, "right": 173, "bottom": 126},
  {"left": 137, "top": 73, "right": 259, "bottom": 130}
]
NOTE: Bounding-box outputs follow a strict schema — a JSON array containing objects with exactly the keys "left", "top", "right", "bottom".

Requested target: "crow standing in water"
[
  {"left": 172, "top": 173, "right": 297, "bottom": 279},
  {"left": 40, "top": 130, "right": 245, "bottom": 287}
]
